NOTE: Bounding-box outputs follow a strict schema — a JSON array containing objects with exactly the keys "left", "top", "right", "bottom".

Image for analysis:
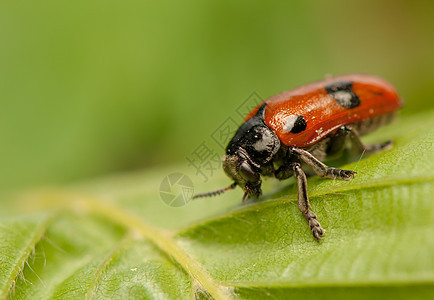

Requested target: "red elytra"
[{"left": 245, "top": 74, "right": 402, "bottom": 148}]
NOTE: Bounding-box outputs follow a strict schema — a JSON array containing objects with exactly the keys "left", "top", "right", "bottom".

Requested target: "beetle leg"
[
  {"left": 291, "top": 148, "right": 356, "bottom": 180},
  {"left": 342, "top": 125, "right": 393, "bottom": 154},
  {"left": 293, "top": 163, "right": 324, "bottom": 240}
]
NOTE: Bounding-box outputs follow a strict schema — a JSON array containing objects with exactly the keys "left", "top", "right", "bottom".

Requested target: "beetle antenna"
[{"left": 192, "top": 182, "right": 237, "bottom": 199}]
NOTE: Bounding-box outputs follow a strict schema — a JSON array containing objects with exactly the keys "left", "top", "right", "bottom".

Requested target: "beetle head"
[
  {"left": 193, "top": 104, "right": 280, "bottom": 201},
  {"left": 222, "top": 104, "right": 280, "bottom": 199}
]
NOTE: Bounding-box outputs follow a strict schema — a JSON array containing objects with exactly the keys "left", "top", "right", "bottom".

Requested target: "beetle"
[{"left": 193, "top": 74, "right": 403, "bottom": 240}]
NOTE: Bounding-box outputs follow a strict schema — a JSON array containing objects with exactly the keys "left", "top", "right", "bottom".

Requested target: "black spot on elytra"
[
  {"left": 291, "top": 116, "right": 307, "bottom": 133},
  {"left": 325, "top": 81, "right": 360, "bottom": 109}
]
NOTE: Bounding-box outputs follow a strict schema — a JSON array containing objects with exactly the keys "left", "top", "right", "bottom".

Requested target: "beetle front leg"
[
  {"left": 291, "top": 148, "right": 356, "bottom": 180},
  {"left": 293, "top": 163, "right": 325, "bottom": 240}
]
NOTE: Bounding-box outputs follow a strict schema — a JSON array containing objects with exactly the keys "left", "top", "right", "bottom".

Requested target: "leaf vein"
[
  {"left": 2, "top": 214, "right": 54, "bottom": 300},
  {"left": 70, "top": 198, "right": 233, "bottom": 300}
]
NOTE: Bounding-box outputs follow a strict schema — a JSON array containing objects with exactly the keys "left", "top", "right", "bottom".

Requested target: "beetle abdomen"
[{"left": 351, "top": 111, "right": 397, "bottom": 135}]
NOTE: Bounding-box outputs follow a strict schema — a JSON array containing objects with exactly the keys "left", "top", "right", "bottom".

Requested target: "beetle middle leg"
[{"left": 291, "top": 148, "right": 356, "bottom": 180}]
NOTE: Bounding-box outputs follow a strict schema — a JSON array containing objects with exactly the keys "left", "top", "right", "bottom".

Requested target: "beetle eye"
[
  {"left": 253, "top": 132, "right": 262, "bottom": 140},
  {"left": 239, "top": 161, "right": 259, "bottom": 182}
]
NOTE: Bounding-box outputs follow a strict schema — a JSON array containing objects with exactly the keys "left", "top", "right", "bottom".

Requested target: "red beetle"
[{"left": 194, "top": 74, "right": 403, "bottom": 240}]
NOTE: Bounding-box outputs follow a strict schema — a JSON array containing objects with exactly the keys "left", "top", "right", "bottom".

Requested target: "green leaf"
[{"left": 1, "top": 110, "right": 434, "bottom": 299}]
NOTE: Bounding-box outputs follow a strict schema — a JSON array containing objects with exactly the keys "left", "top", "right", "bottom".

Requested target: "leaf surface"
[{"left": 1, "top": 110, "right": 433, "bottom": 299}]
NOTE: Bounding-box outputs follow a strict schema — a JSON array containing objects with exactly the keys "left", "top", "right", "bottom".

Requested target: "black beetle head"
[
  {"left": 222, "top": 104, "right": 280, "bottom": 199},
  {"left": 192, "top": 104, "right": 280, "bottom": 201}
]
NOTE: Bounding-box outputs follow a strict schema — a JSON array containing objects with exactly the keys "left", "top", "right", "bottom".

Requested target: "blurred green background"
[{"left": 0, "top": 0, "right": 433, "bottom": 192}]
